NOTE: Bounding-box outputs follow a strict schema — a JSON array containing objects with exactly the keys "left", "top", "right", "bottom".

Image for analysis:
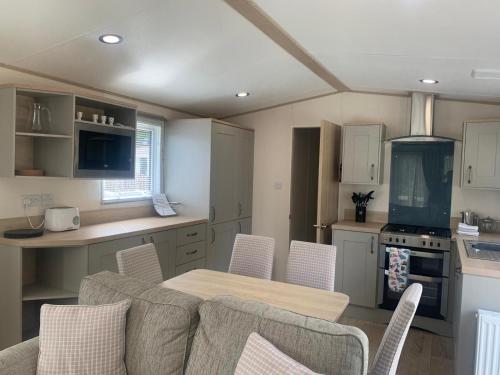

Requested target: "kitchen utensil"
[
  {"left": 461, "top": 210, "right": 475, "bottom": 225},
  {"left": 45, "top": 207, "right": 80, "bottom": 232},
  {"left": 29, "top": 103, "right": 51, "bottom": 132},
  {"left": 479, "top": 217, "right": 496, "bottom": 233}
]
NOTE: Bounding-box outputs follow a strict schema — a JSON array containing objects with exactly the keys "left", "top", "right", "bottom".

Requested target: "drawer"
[
  {"left": 175, "top": 258, "right": 205, "bottom": 276},
  {"left": 177, "top": 224, "right": 206, "bottom": 246},
  {"left": 176, "top": 241, "right": 206, "bottom": 266}
]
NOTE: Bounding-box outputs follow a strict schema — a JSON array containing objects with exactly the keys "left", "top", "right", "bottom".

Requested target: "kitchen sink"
[{"left": 464, "top": 240, "right": 500, "bottom": 262}]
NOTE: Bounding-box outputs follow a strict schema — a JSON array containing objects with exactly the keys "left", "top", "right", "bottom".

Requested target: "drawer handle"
[
  {"left": 468, "top": 165, "right": 472, "bottom": 184},
  {"left": 370, "top": 164, "right": 375, "bottom": 181},
  {"left": 186, "top": 250, "right": 198, "bottom": 255},
  {"left": 186, "top": 232, "right": 198, "bottom": 237}
]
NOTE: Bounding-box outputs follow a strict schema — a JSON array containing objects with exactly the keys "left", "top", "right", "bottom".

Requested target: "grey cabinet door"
[
  {"left": 462, "top": 122, "right": 500, "bottom": 189},
  {"left": 151, "top": 230, "right": 177, "bottom": 280},
  {"left": 341, "top": 125, "right": 383, "bottom": 184},
  {"left": 236, "top": 128, "right": 254, "bottom": 218},
  {"left": 236, "top": 217, "right": 252, "bottom": 235},
  {"left": 333, "top": 230, "right": 378, "bottom": 307},
  {"left": 208, "top": 221, "right": 237, "bottom": 272},
  {"left": 210, "top": 123, "right": 238, "bottom": 224},
  {"left": 88, "top": 235, "right": 145, "bottom": 275}
]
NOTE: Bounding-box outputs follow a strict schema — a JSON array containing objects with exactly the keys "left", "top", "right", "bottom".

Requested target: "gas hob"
[{"left": 381, "top": 224, "right": 451, "bottom": 251}]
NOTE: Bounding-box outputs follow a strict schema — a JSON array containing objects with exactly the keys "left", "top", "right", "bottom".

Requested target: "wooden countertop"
[
  {"left": 455, "top": 232, "right": 500, "bottom": 279},
  {"left": 161, "top": 269, "right": 349, "bottom": 322},
  {"left": 0, "top": 216, "right": 207, "bottom": 248},
  {"left": 332, "top": 220, "right": 386, "bottom": 234}
]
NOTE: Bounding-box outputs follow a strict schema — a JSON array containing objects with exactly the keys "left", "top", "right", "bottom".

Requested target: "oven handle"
[
  {"left": 383, "top": 270, "right": 443, "bottom": 283},
  {"left": 385, "top": 248, "right": 444, "bottom": 259}
]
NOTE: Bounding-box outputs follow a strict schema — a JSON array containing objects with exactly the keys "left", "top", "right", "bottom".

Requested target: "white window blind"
[{"left": 102, "top": 116, "right": 163, "bottom": 202}]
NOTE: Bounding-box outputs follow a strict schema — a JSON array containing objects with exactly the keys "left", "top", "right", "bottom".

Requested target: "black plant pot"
[{"left": 355, "top": 206, "right": 366, "bottom": 223}]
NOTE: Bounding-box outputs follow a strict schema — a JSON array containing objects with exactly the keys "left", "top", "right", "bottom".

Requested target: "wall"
[
  {"left": 0, "top": 66, "right": 192, "bottom": 219},
  {"left": 228, "top": 92, "right": 500, "bottom": 281}
]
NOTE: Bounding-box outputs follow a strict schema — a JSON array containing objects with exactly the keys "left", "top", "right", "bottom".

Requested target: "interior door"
[{"left": 315, "top": 120, "right": 341, "bottom": 244}]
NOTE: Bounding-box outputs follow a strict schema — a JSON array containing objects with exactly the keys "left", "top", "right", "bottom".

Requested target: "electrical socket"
[
  {"left": 41, "top": 193, "right": 54, "bottom": 208},
  {"left": 22, "top": 194, "right": 42, "bottom": 209}
]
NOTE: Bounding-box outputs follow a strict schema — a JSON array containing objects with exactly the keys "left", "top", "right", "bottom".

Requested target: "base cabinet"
[
  {"left": 208, "top": 217, "right": 252, "bottom": 272},
  {"left": 333, "top": 230, "right": 379, "bottom": 308}
]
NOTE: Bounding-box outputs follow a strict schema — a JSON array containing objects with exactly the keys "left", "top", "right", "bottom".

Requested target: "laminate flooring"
[{"left": 340, "top": 318, "right": 454, "bottom": 375}]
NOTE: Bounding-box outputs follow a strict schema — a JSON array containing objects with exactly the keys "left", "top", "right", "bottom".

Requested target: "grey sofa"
[{"left": 0, "top": 271, "right": 369, "bottom": 375}]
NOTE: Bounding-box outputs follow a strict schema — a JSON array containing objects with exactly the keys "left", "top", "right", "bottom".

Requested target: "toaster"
[{"left": 45, "top": 207, "right": 80, "bottom": 232}]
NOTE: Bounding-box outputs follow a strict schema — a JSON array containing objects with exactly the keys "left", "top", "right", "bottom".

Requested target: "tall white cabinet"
[
  {"left": 341, "top": 124, "right": 385, "bottom": 185},
  {"left": 462, "top": 121, "right": 500, "bottom": 189},
  {"left": 165, "top": 119, "right": 254, "bottom": 272}
]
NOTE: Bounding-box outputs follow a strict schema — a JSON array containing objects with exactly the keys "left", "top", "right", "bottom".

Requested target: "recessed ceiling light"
[
  {"left": 419, "top": 79, "right": 438, "bottom": 84},
  {"left": 236, "top": 92, "right": 250, "bottom": 98},
  {"left": 99, "top": 34, "right": 123, "bottom": 44}
]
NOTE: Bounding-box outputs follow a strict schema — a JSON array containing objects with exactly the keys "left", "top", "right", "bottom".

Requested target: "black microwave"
[{"left": 74, "top": 122, "right": 135, "bottom": 179}]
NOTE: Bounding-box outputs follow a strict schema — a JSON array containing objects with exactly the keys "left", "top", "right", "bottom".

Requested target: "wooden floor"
[{"left": 340, "top": 318, "right": 454, "bottom": 375}]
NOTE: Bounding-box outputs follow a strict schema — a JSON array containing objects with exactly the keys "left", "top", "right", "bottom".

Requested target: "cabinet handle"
[
  {"left": 210, "top": 206, "right": 216, "bottom": 222},
  {"left": 186, "top": 249, "right": 198, "bottom": 255},
  {"left": 370, "top": 236, "right": 375, "bottom": 254},
  {"left": 238, "top": 202, "right": 243, "bottom": 217},
  {"left": 370, "top": 164, "right": 375, "bottom": 181},
  {"left": 238, "top": 221, "right": 242, "bottom": 233},
  {"left": 186, "top": 232, "right": 198, "bottom": 237},
  {"left": 467, "top": 165, "right": 472, "bottom": 184},
  {"left": 211, "top": 228, "right": 215, "bottom": 244}
]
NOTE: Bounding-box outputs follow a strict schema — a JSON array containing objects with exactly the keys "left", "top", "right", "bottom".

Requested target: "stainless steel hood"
[{"left": 390, "top": 92, "right": 455, "bottom": 142}]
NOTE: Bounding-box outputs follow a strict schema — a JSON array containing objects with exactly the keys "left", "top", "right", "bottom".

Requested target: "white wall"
[
  {"left": 0, "top": 67, "right": 192, "bottom": 219},
  {"left": 228, "top": 92, "right": 500, "bottom": 281}
]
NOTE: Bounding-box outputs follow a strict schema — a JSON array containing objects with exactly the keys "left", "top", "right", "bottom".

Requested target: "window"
[{"left": 102, "top": 116, "right": 163, "bottom": 202}]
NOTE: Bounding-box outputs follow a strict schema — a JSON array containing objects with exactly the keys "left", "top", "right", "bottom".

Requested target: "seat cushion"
[
  {"left": 79, "top": 271, "right": 203, "bottom": 375},
  {"left": 185, "top": 296, "right": 369, "bottom": 375}
]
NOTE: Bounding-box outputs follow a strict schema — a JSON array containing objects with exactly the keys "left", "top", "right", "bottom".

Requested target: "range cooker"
[{"left": 378, "top": 223, "right": 451, "bottom": 320}]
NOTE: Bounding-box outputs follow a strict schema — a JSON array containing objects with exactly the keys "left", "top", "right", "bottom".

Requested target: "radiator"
[{"left": 475, "top": 309, "right": 500, "bottom": 375}]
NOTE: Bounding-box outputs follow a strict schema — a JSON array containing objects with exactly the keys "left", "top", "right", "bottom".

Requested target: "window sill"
[{"left": 101, "top": 196, "right": 152, "bottom": 205}]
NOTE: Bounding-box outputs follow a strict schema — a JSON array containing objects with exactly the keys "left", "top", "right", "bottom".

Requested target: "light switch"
[{"left": 274, "top": 181, "right": 283, "bottom": 190}]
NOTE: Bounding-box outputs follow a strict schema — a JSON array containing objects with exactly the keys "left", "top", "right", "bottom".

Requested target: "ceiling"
[{"left": 1, "top": 0, "right": 500, "bottom": 117}]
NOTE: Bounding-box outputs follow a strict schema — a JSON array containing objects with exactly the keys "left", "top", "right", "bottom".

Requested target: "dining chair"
[
  {"left": 368, "top": 283, "right": 423, "bottom": 375},
  {"left": 228, "top": 234, "right": 275, "bottom": 280},
  {"left": 115, "top": 243, "right": 164, "bottom": 284},
  {"left": 285, "top": 240, "right": 337, "bottom": 291}
]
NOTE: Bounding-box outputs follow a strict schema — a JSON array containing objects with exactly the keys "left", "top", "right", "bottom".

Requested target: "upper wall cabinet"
[
  {"left": 341, "top": 124, "right": 385, "bottom": 185},
  {"left": 0, "top": 85, "right": 137, "bottom": 179},
  {"left": 462, "top": 121, "right": 500, "bottom": 189}
]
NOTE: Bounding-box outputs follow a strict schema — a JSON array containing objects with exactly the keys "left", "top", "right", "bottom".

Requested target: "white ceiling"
[
  {"left": 0, "top": 0, "right": 332, "bottom": 117},
  {"left": 1, "top": 0, "right": 500, "bottom": 117},
  {"left": 253, "top": 0, "right": 500, "bottom": 102}
]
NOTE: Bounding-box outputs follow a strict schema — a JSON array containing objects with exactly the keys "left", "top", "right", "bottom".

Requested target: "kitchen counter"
[
  {"left": 454, "top": 232, "right": 500, "bottom": 279},
  {"left": 0, "top": 216, "right": 207, "bottom": 248},
  {"left": 332, "top": 220, "right": 386, "bottom": 234}
]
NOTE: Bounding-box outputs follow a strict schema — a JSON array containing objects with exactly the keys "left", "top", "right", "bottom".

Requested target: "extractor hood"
[{"left": 390, "top": 92, "right": 455, "bottom": 142}]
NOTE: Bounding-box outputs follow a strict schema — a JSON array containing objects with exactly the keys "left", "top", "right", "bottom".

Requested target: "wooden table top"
[{"left": 161, "top": 269, "right": 349, "bottom": 322}]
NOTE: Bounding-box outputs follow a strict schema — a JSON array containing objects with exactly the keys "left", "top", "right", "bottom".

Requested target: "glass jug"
[{"left": 30, "top": 103, "right": 51, "bottom": 132}]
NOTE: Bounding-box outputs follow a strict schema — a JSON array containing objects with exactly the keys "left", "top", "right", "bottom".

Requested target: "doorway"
[{"left": 289, "top": 127, "right": 320, "bottom": 243}]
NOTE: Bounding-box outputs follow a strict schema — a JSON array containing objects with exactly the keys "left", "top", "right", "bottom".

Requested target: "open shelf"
[
  {"left": 16, "top": 131, "right": 72, "bottom": 139},
  {"left": 74, "top": 119, "right": 135, "bottom": 132},
  {"left": 22, "top": 284, "right": 78, "bottom": 301}
]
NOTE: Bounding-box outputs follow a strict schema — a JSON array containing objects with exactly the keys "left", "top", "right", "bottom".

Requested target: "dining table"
[{"left": 160, "top": 269, "right": 350, "bottom": 322}]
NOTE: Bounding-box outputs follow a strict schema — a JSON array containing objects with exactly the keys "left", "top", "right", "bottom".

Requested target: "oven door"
[
  {"left": 378, "top": 245, "right": 450, "bottom": 277},
  {"left": 378, "top": 269, "right": 448, "bottom": 319}
]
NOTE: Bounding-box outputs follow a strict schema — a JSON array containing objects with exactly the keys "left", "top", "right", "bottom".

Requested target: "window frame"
[{"left": 101, "top": 114, "right": 165, "bottom": 204}]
